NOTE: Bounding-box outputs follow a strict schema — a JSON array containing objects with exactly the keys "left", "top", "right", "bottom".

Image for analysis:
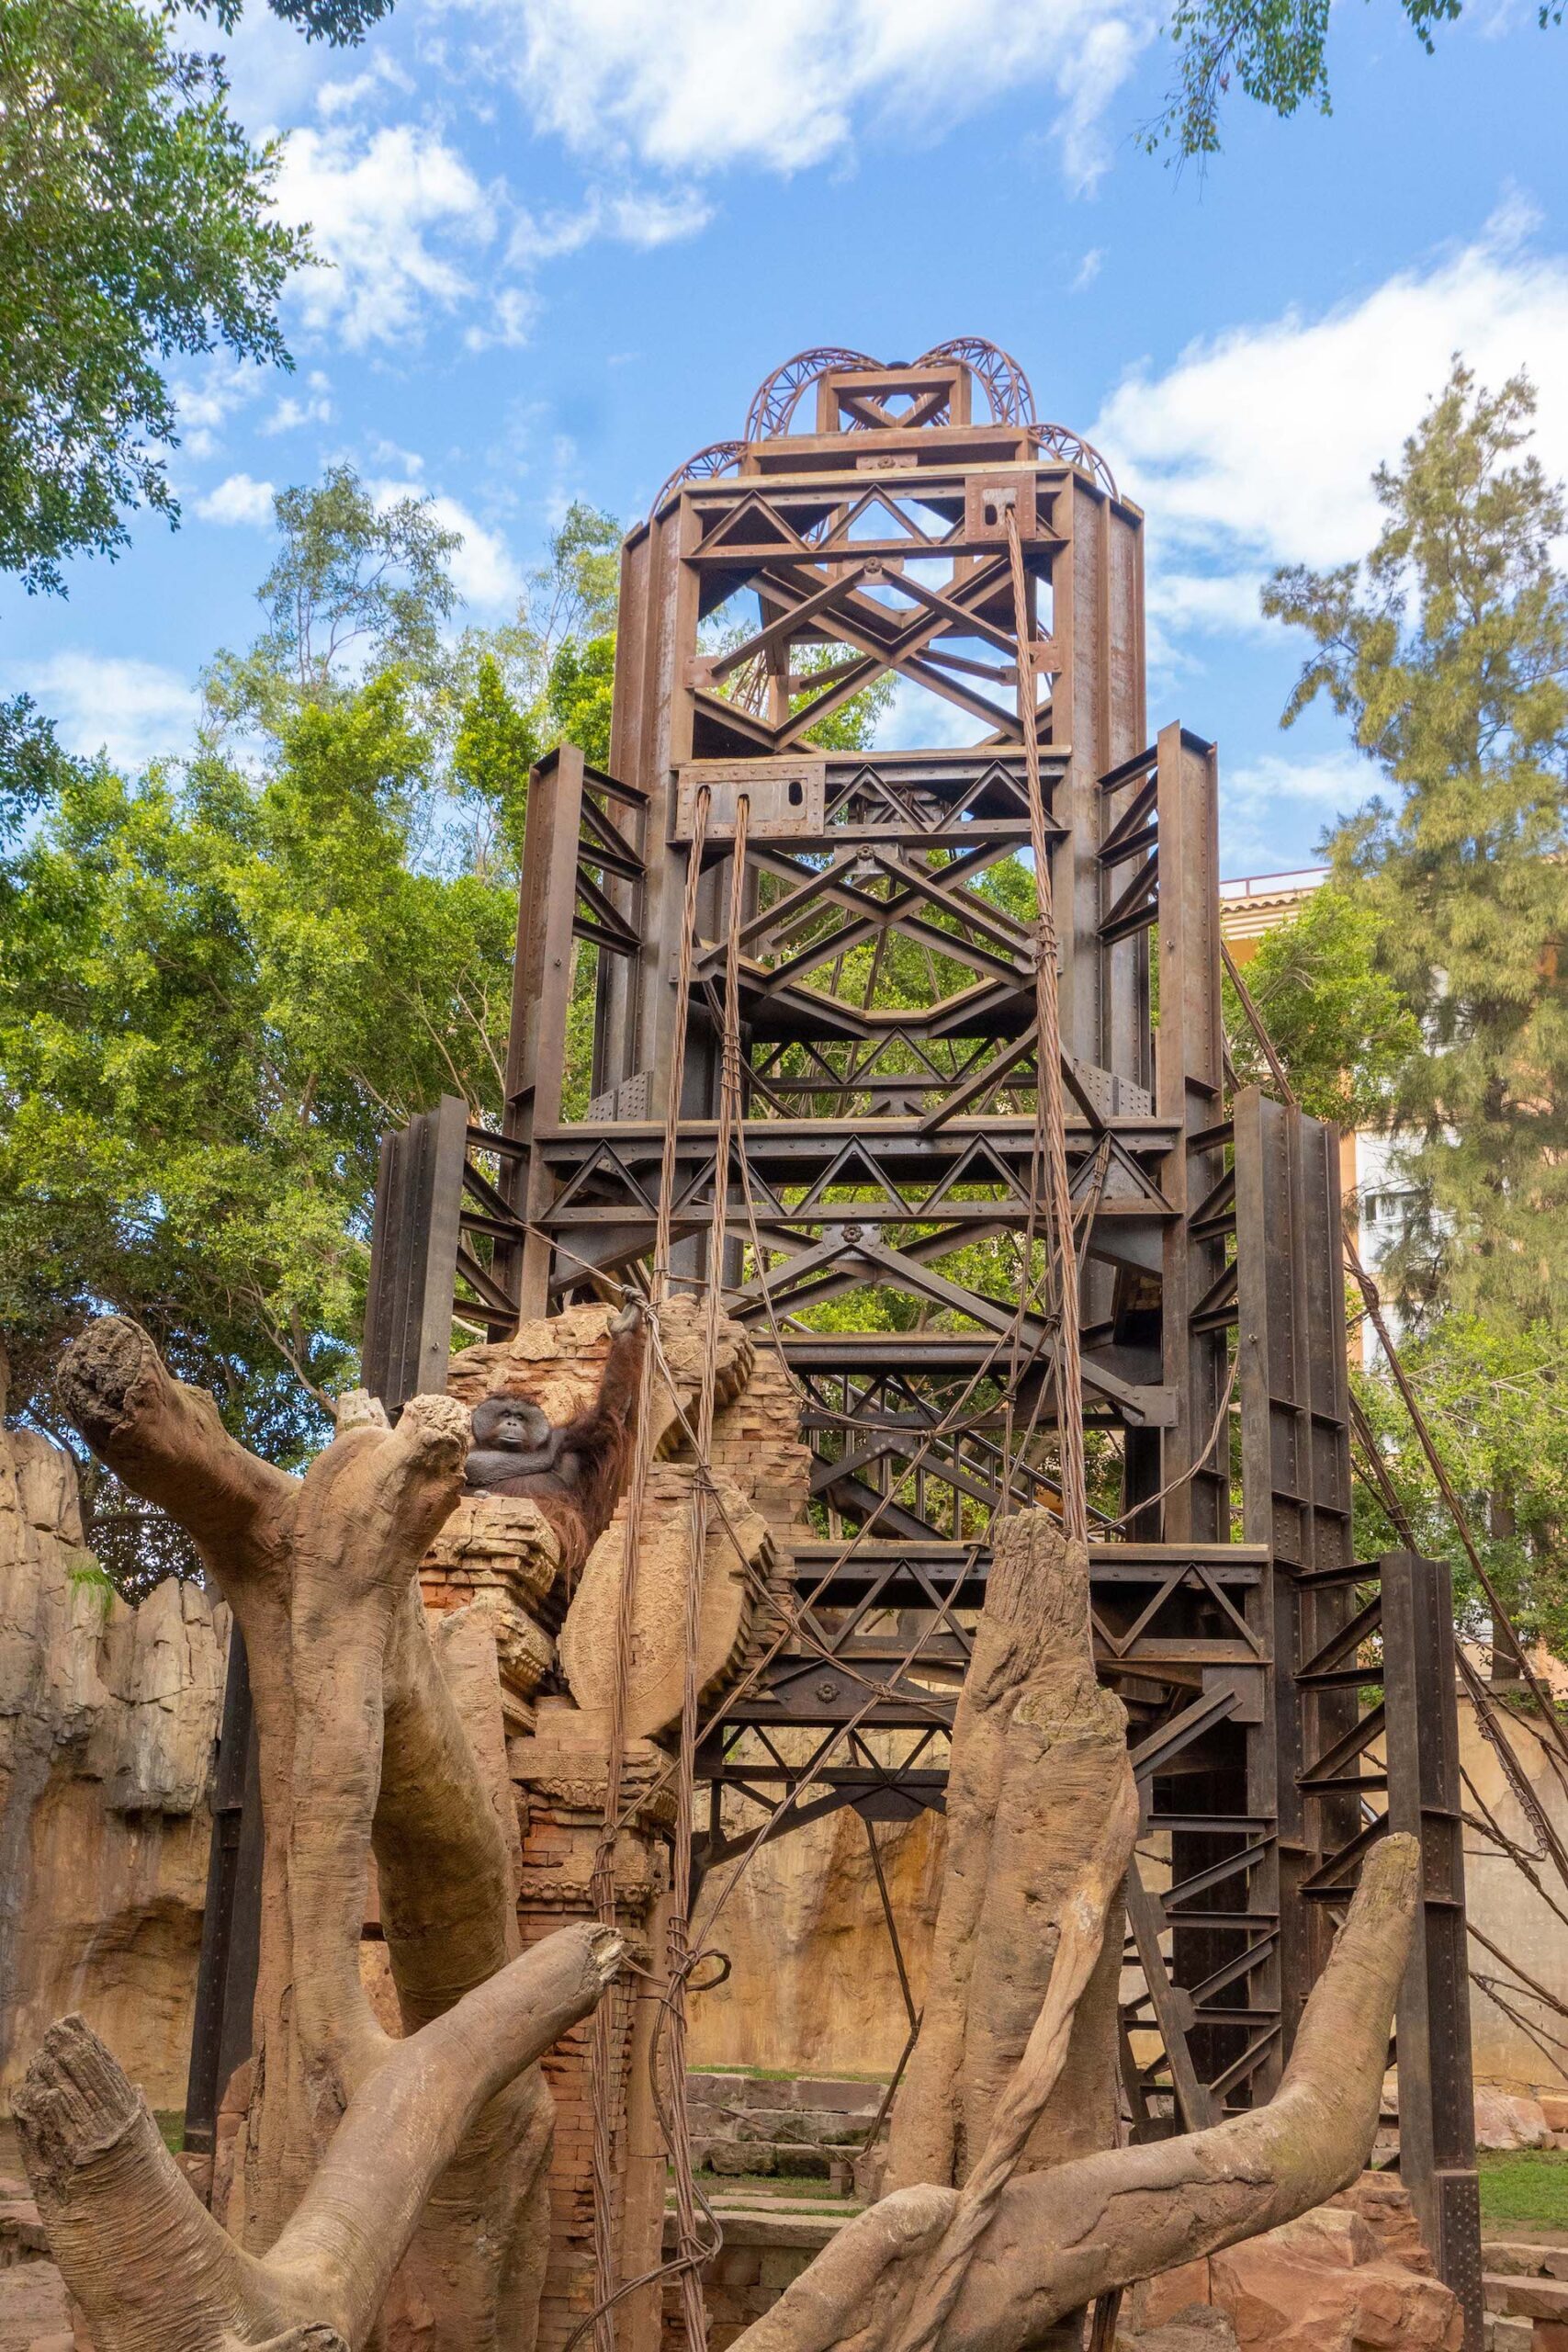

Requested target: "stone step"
[
  {"left": 1485, "top": 2271, "right": 1568, "bottom": 2321},
  {"left": 687, "top": 2071, "right": 885, "bottom": 2116},
  {"left": 1485, "top": 2243, "right": 1568, "bottom": 2280},
  {"left": 696, "top": 2138, "right": 866, "bottom": 2181}
]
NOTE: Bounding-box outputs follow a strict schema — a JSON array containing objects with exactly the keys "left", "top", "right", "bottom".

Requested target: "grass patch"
[
  {"left": 1480, "top": 2150, "right": 1568, "bottom": 2233},
  {"left": 154, "top": 2111, "right": 185, "bottom": 2155},
  {"left": 694, "top": 2172, "right": 853, "bottom": 2201}
]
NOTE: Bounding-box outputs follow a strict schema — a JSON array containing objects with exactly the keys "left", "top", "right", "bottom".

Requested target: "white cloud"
[
  {"left": 196, "top": 473, "right": 276, "bottom": 526},
  {"left": 463, "top": 285, "right": 539, "bottom": 353},
  {"left": 273, "top": 122, "right": 502, "bottom": 346},
  {"left": 1219, "top": 751, "right": 1381, "bottom": 876},
  {"left": 1095, "top": 209, "right": 1568, "bottom": 575},
  {"left": 477, "top": 0, "right": 1152, "bottom": 193},
  {"left": 369, "top": 480, "right": 525, "bottom": 610},
  {"left": 508, "top": 183, "right": 712, "bottom": 265},
  {"left": 1074, "top": 248, "right": 1104, "bottom": 291},
  {"left": 262, "top": 373, "right": 334, "bottom": 435},
  {"left": 174, "top": 357, "right": 269, "bottom": 460},
  {"left": 314, "top": 54, "right": 415, "bottom": 118},
  {"left": 10, "top": 654, "right": 197, "bottom": 773}
]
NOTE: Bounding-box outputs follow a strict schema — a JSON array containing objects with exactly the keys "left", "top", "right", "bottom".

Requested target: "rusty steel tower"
[{"left": 359, "top": 341, "right": 1482, "bottom": 2337}]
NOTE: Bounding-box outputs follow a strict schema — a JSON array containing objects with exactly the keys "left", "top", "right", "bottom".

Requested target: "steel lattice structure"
[{"left": 357, "top": 345, "right": 1483, "bottom": 2343}]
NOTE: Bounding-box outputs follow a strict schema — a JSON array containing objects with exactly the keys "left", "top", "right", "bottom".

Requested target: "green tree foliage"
[
  {"left": 1224, "top": 885, "right": 1420, "bottom": 1129},
  {"left": 0, "top": 0, "right": 310, "bottom": 594},
  {"left": 255, "top": 469, "right": 461, "bottom": 695},
  {"left": 547, "top": 634, "right": 616, "bottom": 766},
  {"left": 452, "top": 653, "right": 538, "bottom": 866},
  {"left": 1153, "top": 0, "right": 1561, "bottom": 158},
  {"left": 0, "top": 475, "right": 619, "bottom": 1450},
  {"left": 1, "top": 675, "right": 513, "bottom": 1448},
  {"left": 1264, "top": 364, "right": 1568, "bottom": 1329},
  {"left": 185, "top": 0, "right": 396, "bottom": 41},
  {"left": 0, "top": 696, "right": 79, "bottom": 860},
  {"left": 1352, "top": 1317, "right": 1568, "bottom": 1653}
]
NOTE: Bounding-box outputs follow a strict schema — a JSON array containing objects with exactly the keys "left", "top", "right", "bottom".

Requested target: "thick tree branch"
[
  {"left": 375, "top": 1578, "right": 518, "bottom": 2030},
  {"left": 57, "top": 1314, "right": 296, "bottom": 1579},
  {"left": 17, "top": 1926, "right": 623, "bottom": 2352}
]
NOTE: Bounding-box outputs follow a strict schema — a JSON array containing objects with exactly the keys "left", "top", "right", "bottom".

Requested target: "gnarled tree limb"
[
  {"left": 732, "top": 1831, "right": 1420, "bottom": 2352},
  {"left": 17, "top": 1926, "right": 622, "bottom": 2352}
]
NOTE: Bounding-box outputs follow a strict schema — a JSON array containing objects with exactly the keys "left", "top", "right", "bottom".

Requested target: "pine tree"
[{"left": 1264, "top": 363, "right": 1568, "bottom": 1327}]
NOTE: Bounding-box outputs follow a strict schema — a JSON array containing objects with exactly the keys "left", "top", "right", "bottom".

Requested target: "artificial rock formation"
[{"left": 0, "top": 1398, "right": 226, "bottom": 2113}]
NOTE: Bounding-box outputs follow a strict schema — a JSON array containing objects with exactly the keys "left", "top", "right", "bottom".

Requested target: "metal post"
[
  {"left": 183, "top": 1629, "right": 262, "bottom": 2164},
  {"left": 1382, "top": 1549, "right": 1483, "bottom": 2350},
  {"left": 362, "top": 1096, "right": 468, "bottom": 1411},
  {"left": 505, "top": 746, "right": 588, "bottom": 1317}
]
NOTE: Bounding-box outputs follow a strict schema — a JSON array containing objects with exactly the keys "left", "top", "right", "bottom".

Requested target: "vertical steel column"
[
  {"left": 361, "top": 1095, "right": 468, "bottom": 1410},
  {"left": 182, "top": 1630, "right": 263, "bottom": 2163},
  {"left": 505, "top": 746, "right": 587, "bottom": 1317},
  {"left": 1235, "top": 1091, "right": 1355, "bottom": 2071},
  {"left": 1382, "top": 1549, "right": 1483, "bottom": 2351},
  {"left": 1156, "top": 724, "right": 1227, "bottom": 1544}
]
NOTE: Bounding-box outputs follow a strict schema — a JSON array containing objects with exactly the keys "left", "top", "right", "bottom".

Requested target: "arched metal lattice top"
[
  {"left": 649, "top": 345, "right": 1118, "bottom": 519},
  {"left": 743, "top": 336, "right": 1043, "bottom": 443},
  {"left": 1027, "top": 421, "right": 1118, "bottom": 499},
  {"left": 649, "top": 439, "right": 745, "bottom": 519},
  {"left": 914, "top": 337, "right": 1036, "bottom": 426},
  {"left": 743, "top": 348, "right": 883, "bottom": 441}
]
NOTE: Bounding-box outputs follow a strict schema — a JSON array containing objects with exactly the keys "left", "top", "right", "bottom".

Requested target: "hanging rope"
[
  {"left": 1005, "top": 503, "right": 1088, "bottom": 1544},
  {"left": 587, "top": 786, "right": 712, "bottom": 2352},
  {"left": 665, "top": 792, "right": 751, "bottom": 2348},
  {"left": 1221, "top": 931, "right": 1568, "bottom": 1787}
]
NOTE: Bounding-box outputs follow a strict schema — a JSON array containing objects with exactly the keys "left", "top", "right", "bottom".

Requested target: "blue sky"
[{"left": 7, "top": 0, "right": 1568, "bottom": 874}]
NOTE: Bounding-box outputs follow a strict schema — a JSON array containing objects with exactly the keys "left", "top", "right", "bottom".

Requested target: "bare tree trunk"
[{"left": 18, "top": 1318, "right": 621, "bottom": 2352}]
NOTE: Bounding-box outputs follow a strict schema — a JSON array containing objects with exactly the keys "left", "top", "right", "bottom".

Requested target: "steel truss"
[{"left": 357, "top": 345, "right": 1481, "bottom": 2343}]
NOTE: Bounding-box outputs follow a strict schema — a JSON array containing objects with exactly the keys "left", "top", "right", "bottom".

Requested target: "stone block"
[
  {"left": 1127, "top": 2309, "right": 1239, "bottom": 2352},
  {"left": 1210, "top": 2215, "right": 1461, "bottom": 2349},
  {"left": 1532, "top": 2323, "right": 1568, "bottom": 2349},
  {"left": 1489, "top": 2277, "right": 1568, "bottom": 2322},
  {"left": 738, "top": 2109, "right": 818, "bottom": 2145},
  {"left": 773, "top": 2147, "right": 831, "bottom": 2178},
  {"left": 736, "top": 2076, "right": 795, "bottom": 2109},
  {"left": 795, "top": 2076, "right": 885, "bottom": 2113},
  {"left": 0, "top": 2261, "right": 73, "bottom": 2340},
  {"left": 689, "top": 2072, "right": 740, "bottom": 2105},
  {"left": 1139, "top": 2260, "right": 1213, "bottom": 2327},
  {"left": 758, "top": 2251, "right": 815, "bottom": 2297},
  {"left": 1540, "top": 2096, "right": 1568, "bottom": 2132},
  {"left": 1485, "top": 2322, "right": 1532, "bottom": 2352},
  {"left": 1488, "top": 2246, "right": 1554, "bottom": 2278},
  {"left": 1476, "top": 2091, "right": 1554, "bottom": 2151},
  {"left": 703, "top": 2140, "right": 768, "bottom": 2177}
]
